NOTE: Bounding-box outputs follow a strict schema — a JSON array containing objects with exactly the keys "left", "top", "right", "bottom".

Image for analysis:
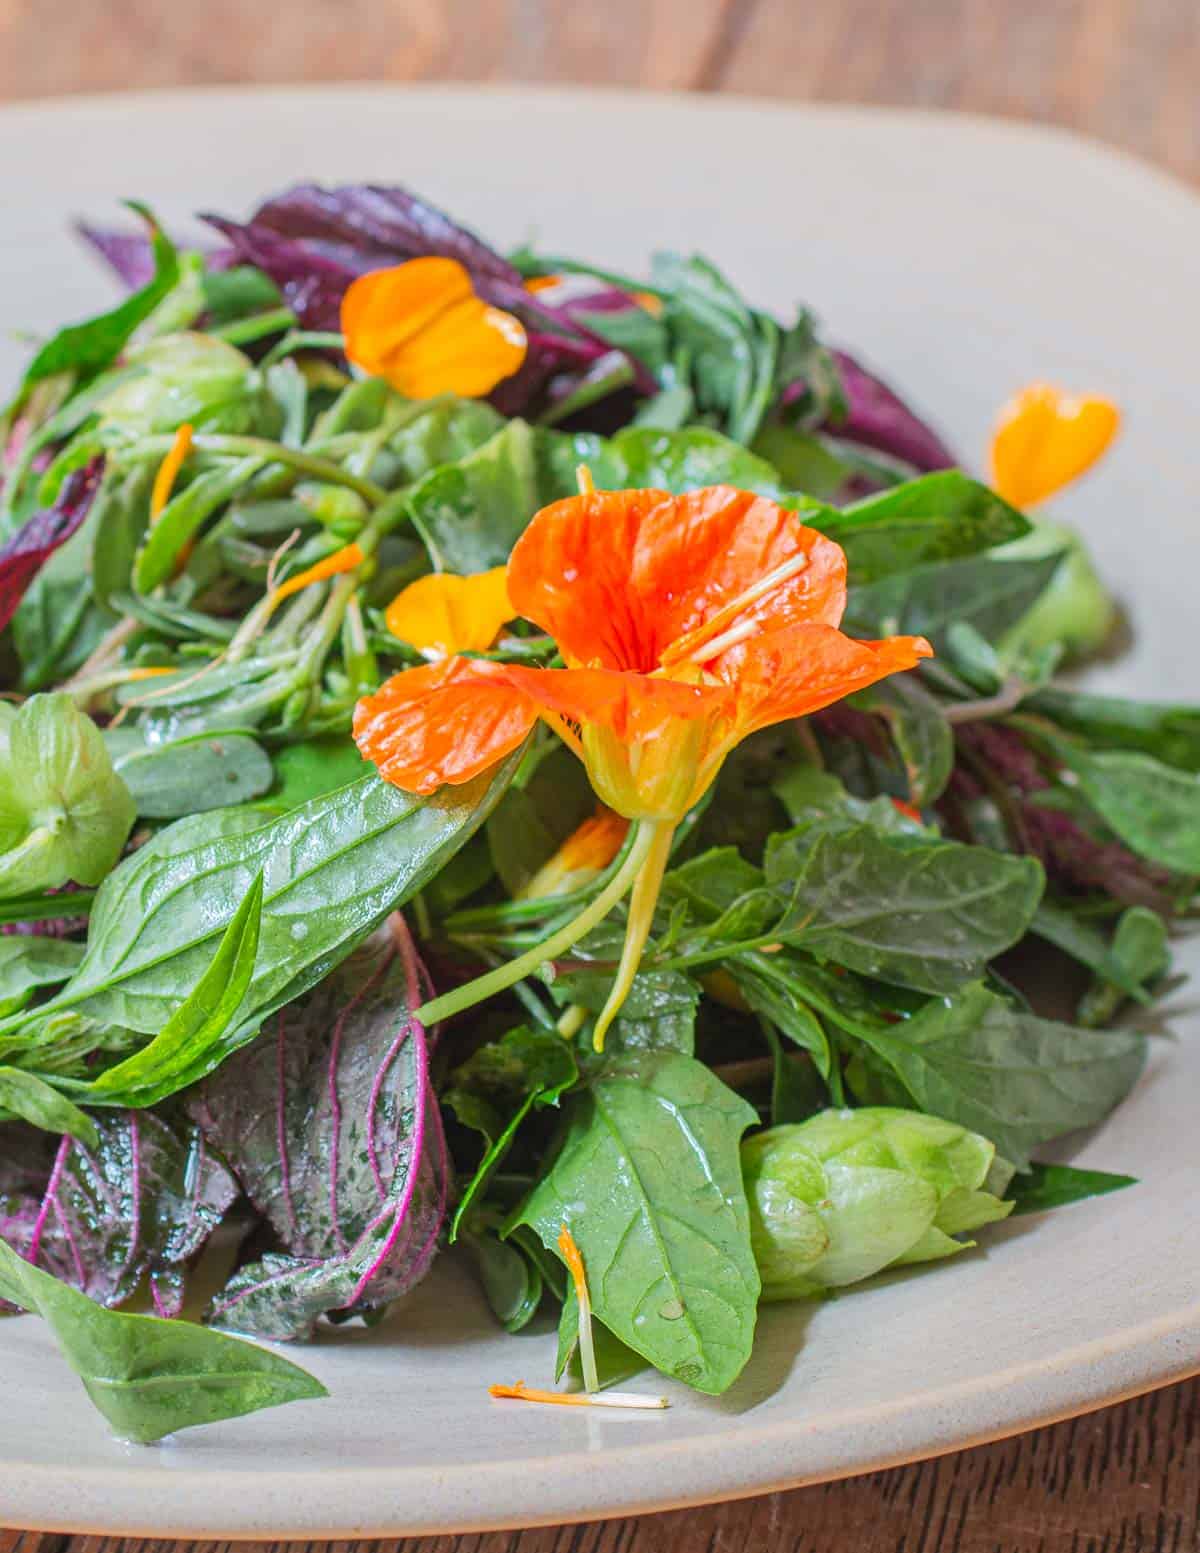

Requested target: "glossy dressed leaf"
[
  {"left": 849, "top": 982, "right": 1146, "bottom": 1167},
  {"left": 109, "top": 730, "right": 275, "bottom": 819},
  {"left": 0, "top": 937, "right": 84, "bottom": 1017},
  {"left": 266, "top": 735, "right": 367, "bottom": 809},
  {"left": 765, "top": 825, "right": 1044, "bottom": 995},
  {"left": 0, "top": 694, "right": 135, "bottom": 899},
  {"left": 603, "top": 425, "right": 783, "bottom": 495},
  {"left": 851, "top": 675, "right": 955, "bottom": 806},
  {"left": 513, "top": 1051, "right": 760, "bottom": 1395},
  {"left": 0, "top": 1234, "right": 325, "bottom": 1443},
  {"left": 1046, "top": 743, "right": 1200, "bottom": 875},
  {"left": 1007, "top": 1163, "right": 1137, "bottom": 1216},
  {"left": 0, "top": 1111, "right": 237, "bottom": 1316},
  {"left": 845, "top": 551, "right": 1064, "bottom": 648},
  {"left": 821, "top": 471, "right": 1030, "bottom": 583},
  {"left": 0, "top": 1067, "right": 97, "bottom": 1146},
  {"left": 86, "top": 873, "right": 263, "bottom": 1107},
  {"left": 9, "top": 759, "right": 517, "bottom": 1065},
  {"left": 200, "top": 933, "right": 447, "bottom": 1340},
  {"left": 551, "top": 928, "right": 700, "bottom": 1055}
]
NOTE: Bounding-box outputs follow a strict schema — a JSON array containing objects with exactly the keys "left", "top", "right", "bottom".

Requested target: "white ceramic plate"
[{"left": 0, "top": 85, "right": 1197, "bottom": 1539}]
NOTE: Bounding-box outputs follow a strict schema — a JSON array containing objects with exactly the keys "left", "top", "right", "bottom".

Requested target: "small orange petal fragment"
[
  {"left": 519, "top": 809, "right": 630, "bottom": 901},
  {"left": 271, "top": 541, "right": 365, "bottom": 608},
  {"left": 342, "top": 258, "right": 526, "bottom": 400},
  {"left": 123, "top": 666, "right": 175, "bottom": 681},
  {"left": 150, "top": 423, "right": 194, "bottom": 520},
  {"left": 632, "top": 290, "right": 664, "bottom": 317},
  {"left": 892, "top": 798, "right": 923, "bottom": 824},
  {"left": 523, "top": 275, "right": 561, "bottom": 294},
  {"left": 990, "top": 384, "right": 1120, "bottom": 508},
  {"left": 384, "top": 566, "right": 514, "bottom": 657},
  {"left": 489, "top": 1382, "right": 594, "bottom": 1407}
]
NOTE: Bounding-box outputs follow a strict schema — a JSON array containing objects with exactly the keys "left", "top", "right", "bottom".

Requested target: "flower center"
[{"left": 657, "top": 548, "right": 811, "bottom": 669}]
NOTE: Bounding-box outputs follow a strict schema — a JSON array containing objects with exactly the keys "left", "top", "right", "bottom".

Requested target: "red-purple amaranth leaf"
[
  {"left": 197, "top": 918, "right": 449, "bottom": 1341},
  {"left": 0, "top": 1112, "right": 237, "bottom": 1317},
  {"left": 0, "top": 456, "right": 105, "bottom": 632},
  {"left": 819, "top": 350, "right": 956, "bottom": 473}
]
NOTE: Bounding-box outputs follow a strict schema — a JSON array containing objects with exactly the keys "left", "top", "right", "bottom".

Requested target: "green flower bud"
[
  {"left": 98, "top": 332, "right": 282, "bottom": 439},
  {"left": 742, "top": 1108, "right": 1014, "bottom": 1302},
  {"left": 0, "top": 694, "right": 135, "bottom": 897}
]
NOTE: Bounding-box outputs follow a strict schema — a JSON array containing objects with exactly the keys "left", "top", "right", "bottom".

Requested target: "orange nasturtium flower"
[
  {"left": 517, "top": 808, "right": 630, "bottom": 901},
  {"left": 341, "top": 258, "right": 527, "bottom": 400},
  {"left": 356, "top": 485, "right": 931, "bottom": 1048},
  {"left": 990, "top": 384, "right": 1120, "bottom": 508},
  {"left": 384, "top": 566, "right": 515, "bottom": 658}
]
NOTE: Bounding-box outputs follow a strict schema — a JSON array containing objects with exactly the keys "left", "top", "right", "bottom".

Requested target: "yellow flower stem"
[
  {"left": 414, "top": 819, "right": 659, "bottom": 1027},
  {"left": 591, "top": 819, "right": 676, "bottom": 1053},
  {"left": 555, "top": 1003, "right": 589, "bottom": 1041}
]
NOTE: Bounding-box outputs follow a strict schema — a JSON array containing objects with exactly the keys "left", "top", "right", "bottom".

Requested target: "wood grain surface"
[{"left": 1, "top": 1, "right": 1197, "bottom": 1549}]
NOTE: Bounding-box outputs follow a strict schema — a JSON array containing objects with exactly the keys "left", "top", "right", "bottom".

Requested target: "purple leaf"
[
  {"left": 0, "top": 1112, "right": 237, "bottom": 1317},
  {"left": 198, "top": 919, "right": 448, "bottom": 1340},
  {"left": 0, "top": 456, "right": 105, "bottom": 631},
  {"left": 824, "top": 350, "right": 956, "bottom": 472},
  {"left": 75, "top": 223, "right": 159, "bottom": 290},
  {"left": 200, "top": 214, "right": 362, "bottom": 333}
]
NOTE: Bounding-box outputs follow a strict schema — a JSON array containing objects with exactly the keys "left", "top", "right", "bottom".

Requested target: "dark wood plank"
[{"left": 0, "top": 2, "right": 1196, "bottom": 1549}]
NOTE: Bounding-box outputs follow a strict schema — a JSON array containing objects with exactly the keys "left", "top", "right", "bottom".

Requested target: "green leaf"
[
  {"left": 134, "top": 456, "right": 265, "bottom": 593},
  {"left": 0, "top": 937, "right": 85, "bottom": 1017},
  {"left": 4, "top": 760, "right": 518, "bottom": 1071},
  {"left": 19, "top": 206, "right": 179, "bottom": 391},
  {"left": 1077, "top": 906, "right": 1170, "bottom": 1028},
  {"left": 86, "top": 872, "right": 263, "bottom": 1106},
  {"left": 845, "top": 552, "right": 1065, "bottom": 648},
  {"left": 0, "top": 1235, "right": 325, "bottom": 1443},
  {"left": 464, "top": 1226, "right": 545, "bottom": 1334},
  {"left": 1045, "top": 742, "right": 1200, "bottom": 875},
  {"left": 0, "top": 1066, "right": 97, "bottom": 1146},
  {"left": 822, "top": 472, "right": 1030, "bottom": 583},
  {"left": 1027, "top": 687, "right": 1200, "bottom": 772},
  {"left": 848, "top": 982, "right": 1146, "bottom": 1167},
  {"left": 109, "top": 730, "right": 275, "bottom": 819},
  {"left": 765, "top": 825, "right": 1045, "bottom": 995},
  {"left": 91, "top": 463, "right": 154, "bottom": 610},
  {"left": 0, "top": 695, "right": 135, "bottom": 898},
  {"left": 512, "top": 1051, "right": 760, "bottom": 1395},
  {"left": 1029, "top": 902, "right": 1161, "bottom": 1003},
  {"left": 555, "top": 1287, "right": 647, "bottom": 1388},
  {"left": 851, "top": 675, "right": 955, "bottom": 806},
  {"left": 603, "top": 425, "right": 782, "bottom": 494},
  {"left": 448, "top": 1025, "right": 578, "bottom": 1241},
  {"left": 267, "top": 735, "right": 367, "bottom": 809},
  {"left": 1007, "top": 1163, "right": 1137, "bottom": 1216},
  {"left": 730, "top": 958, "right": 832, "bottom": 1076}
]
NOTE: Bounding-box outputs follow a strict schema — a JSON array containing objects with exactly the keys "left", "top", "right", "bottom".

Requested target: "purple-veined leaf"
[
  {"left": 0, "top": 1110, "right": 237, "bottom": 1317},
  {"left": 197, "top": 918, "right": 448, "bottom": 1340},
  {"left": 0, "top": 457, "right": 105, "bottom": 631}
]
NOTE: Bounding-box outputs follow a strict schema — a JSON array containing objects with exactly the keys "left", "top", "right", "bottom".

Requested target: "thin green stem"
[
  {"left": 415, "top": 820, "right": 658, "bottom": 1027},
  {"left": 137, "top": 434, "right": 388, "bottom": 507},
  {"left": 591, "top": 820, "right": 675, "bottom": 1052},
  {"left": 212, "top": 307, "right": 296, "bottom": 346}
]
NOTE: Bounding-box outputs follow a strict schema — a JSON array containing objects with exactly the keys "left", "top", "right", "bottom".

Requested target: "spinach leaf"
[
  {"left": 764, "top": 825, "right": 1044, "bottom": 995},
  {"left": 512, "top": 1050, "right": 760, "bottom": 1395},
  {"left": 851, "top": 675, "right": 955, "bottom": 806},
  {"left": 845, "top": 552, "right": 1064, "bottom": 648},
  {"left": 385, "top": 397, "right": 506, "bottom": 483},
  {"left": 0, "top": 1234, "right": 324, "bottom": 1443},
  {"left": 200, "top": 930, "right": 447, "bottom": 1339},
  {"left": 108, "top": 730, "right": 275, "bottom": 819},
  {"left": 604, "top": 425, "right": 782, "bottom": 494},
  {"left": 3, "top": 758, "right": 517, "bottom": 1067},
  {"left": 1, "top": 1111, "right": 237, "bottom": 1316},
  {"left": 85, "top": 873, "right": 262, "bottom": 1107},
  {"left": 463, "top": 1224, "right": 544, "bottom": 1333},
  {"left": 1007, "top": 1163, "right": 1137, "bottom": 1215},
  {"left": 1044, "top": 743, "right": 1200, "bottom": 875},
  {"left": 0, "top": 695, "right": 134, "bottom": 899},
  {"left": 847, "top": 982, "right": 1146, "bottom": 1167},
  {"left": 266, "top": 735, "right": 367, "bottom": 808},
  {"left": 550, "top": 925, "right": 701, "bottom": 1054},
  {"left": 821, "top": 471, "right": 1030, "bottom": 583},
  {"left": 1029, "top": 902, "right": 1162, "bottom": 1004}
]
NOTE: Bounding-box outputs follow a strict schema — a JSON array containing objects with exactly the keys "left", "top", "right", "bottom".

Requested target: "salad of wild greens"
[{"left": 0, "top": 182, "right": 1189, "bottom": 1437}]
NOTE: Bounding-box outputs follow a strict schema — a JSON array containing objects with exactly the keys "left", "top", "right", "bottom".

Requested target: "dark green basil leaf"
[
  {"left": 848, "top": 982, "right": 1146, "bottom": 1167},
  {"left": 845, "top": 551, "right": 1065, "bottom": 647},
  {"left": 1007, "top": 1163, "right": 1137, "bottom": 1216},
  {"left": 1045, "top": 742, "right": 1200, "bottom": 875}
]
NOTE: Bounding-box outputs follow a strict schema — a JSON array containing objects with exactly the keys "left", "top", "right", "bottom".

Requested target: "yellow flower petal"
[
  {"left": 341, "top": 258, "right": 526, "bottom": 400},
  {"left": 990, "top": 383, "right": 1120, "bottom": 508},
  {"left": 384, "top": 566, "right": 515, "bottom": 657}
]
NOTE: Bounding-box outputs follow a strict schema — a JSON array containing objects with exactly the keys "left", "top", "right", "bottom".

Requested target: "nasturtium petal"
[
  {"left": 990, "top": 383, "right": 1119, "bottom": 508},
  {"left": 384, "top": 566, "right": 515, "bottom": 657}
]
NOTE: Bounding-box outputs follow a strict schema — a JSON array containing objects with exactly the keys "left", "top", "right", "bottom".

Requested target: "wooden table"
[{"left": 1, "top": 2, "right": 1197, "bottom": 1548}]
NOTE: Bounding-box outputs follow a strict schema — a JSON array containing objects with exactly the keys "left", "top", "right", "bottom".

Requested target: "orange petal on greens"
[
  {"left": 990, "top": 384, "right": 1120, "bottom": 508},
  {"left": 353, "top": 657, "right": 536, "bottom": 795},
  {"left": 341, "top": 257, "right": 526, "bottom": 398},
  {"left": 493, "top": 662, "right": 735, "bottom": 744},
  {"left": 507, "top": 487, "right": 847, "bottom": 674},
  {"left": 384, "top": 567, "right": 515, "bottom": 657},
  {"left": 718, "top": 622, "right": 932, "bottom": 737}
]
